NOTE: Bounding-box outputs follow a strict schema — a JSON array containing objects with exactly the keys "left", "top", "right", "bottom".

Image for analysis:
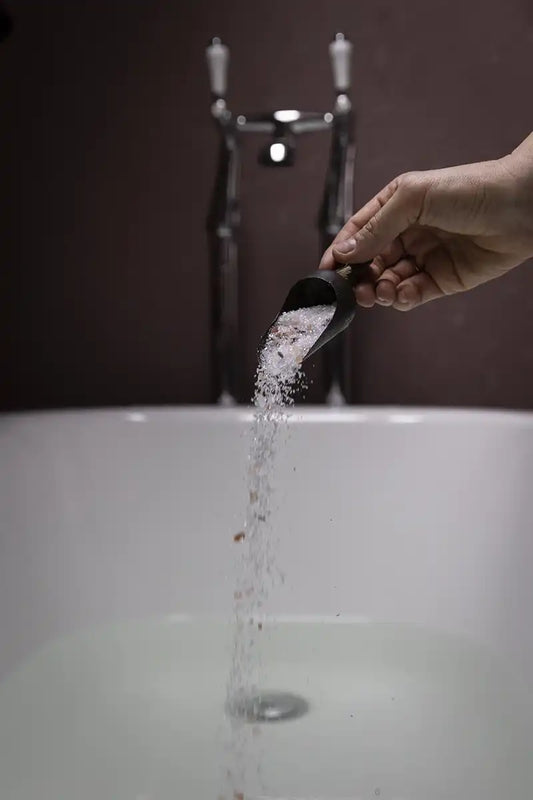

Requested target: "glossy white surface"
[
  {"left": 0, "top": 407, "right": 532, "bottom": 798},
  {"left": 1, "top": 407, "right": 533, "bottom": 675}
]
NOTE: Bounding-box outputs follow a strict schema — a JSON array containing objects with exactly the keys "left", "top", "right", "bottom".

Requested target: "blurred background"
[{"left": 1, "top": 0, "right": 532, "bottom": 410}]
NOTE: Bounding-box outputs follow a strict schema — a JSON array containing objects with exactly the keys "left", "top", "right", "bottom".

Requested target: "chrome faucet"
[{"left": 206, "top": 33, "right": 357, "bottom": 405}]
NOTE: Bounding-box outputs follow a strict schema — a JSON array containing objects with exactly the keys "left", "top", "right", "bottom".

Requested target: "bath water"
[
  {"left": 0, "top": 618, "right": 532, "bottom": 799},
  {"left": 225, "top": 304, "right": 335, "bottom": 797}
]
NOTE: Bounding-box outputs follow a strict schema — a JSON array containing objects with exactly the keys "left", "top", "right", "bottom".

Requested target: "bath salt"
[
  {"left": 224, "top": 303, "right": 334, "bottom": 797},
  {"left": 258, "top": 304, "right": 336, "bottom": 382}
]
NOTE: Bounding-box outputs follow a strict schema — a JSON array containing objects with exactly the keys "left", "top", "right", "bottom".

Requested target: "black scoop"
[{"left": 260, "top": 263, "right": 371, "bottom": 361}]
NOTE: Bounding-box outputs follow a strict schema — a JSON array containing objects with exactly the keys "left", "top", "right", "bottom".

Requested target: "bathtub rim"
[{"left": 0, "top": 404, "right": 532, "bottom": 428}]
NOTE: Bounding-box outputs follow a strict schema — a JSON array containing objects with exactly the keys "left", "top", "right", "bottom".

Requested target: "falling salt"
[{"left": 225, "top": 303, "right": 335, "bottom": 797}]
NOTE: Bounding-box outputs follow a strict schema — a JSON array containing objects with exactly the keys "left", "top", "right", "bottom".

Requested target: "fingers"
[
  {"left": 354, "top": 282, "right": 378, "bottom": 308},
  {"left": 351, "top": 260, "right": 385, "bottom": 308},
  {"left": 318, "top": 182, "right": 400, "bottom": 271},
  {"left": 319, "top": 218, "right": 361, "bottom": 271},
  {"left": 332, "top": 173, "right": 428, "bottom": 264},
  {"left": 371, "top": 257, "right": 444, "bottom": 311},
  {"left": 375, "top": 258, "right": 418, "bottom": 307},
  {"left": 317, "top": 171, "right": 446, "bottom": 312},
  {"left": 356, "top": 268, "right": 443, "bottom": 311},
  {"left": 393, "top": 271, "right": 443, "bottom": 311}
]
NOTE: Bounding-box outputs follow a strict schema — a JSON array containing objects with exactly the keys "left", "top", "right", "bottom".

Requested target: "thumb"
[{"left": 333, "top": 174, "right": 427, "bottom": 263}]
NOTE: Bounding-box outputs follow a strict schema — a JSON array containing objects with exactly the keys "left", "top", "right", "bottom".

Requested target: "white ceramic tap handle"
[
  {"left": 206, "top": 37, "right": 229, "bottom": 98},
  {"left": 329, "top": 33, "right": 352, "bottom": 93}
]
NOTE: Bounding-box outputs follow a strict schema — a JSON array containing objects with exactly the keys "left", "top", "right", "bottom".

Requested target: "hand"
[{"left": 319, "top": 133, "right": 533, "bottom": 311}]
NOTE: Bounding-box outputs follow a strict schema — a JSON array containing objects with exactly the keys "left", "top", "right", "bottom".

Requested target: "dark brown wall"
[{"left": 1, "top": 0, "right": 532, "bottom": 410}]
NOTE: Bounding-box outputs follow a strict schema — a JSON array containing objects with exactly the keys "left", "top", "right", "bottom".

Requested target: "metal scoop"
[{"left": 260, "top": 262, "right": 371, "bottom": 362}]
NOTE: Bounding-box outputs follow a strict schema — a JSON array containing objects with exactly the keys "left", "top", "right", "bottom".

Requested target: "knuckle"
[
  {"left": 397, "top": 171, "right": 429, "bottom": 223},
  {"left": 376, "top": 178, "right": 400, "bottom": 208},
  {"left": 398, "top": 171, "right": 425, "bottom": 194},
  {"left": 380, "top": 269, "right": 401, "bottom": 286},
  {"left": 362, "top": 216, "right": 378, "bottom": 239}
]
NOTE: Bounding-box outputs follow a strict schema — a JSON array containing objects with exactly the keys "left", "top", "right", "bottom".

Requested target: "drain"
[{"left": 227, "top": 691, "right": 309, "bottom": 723}]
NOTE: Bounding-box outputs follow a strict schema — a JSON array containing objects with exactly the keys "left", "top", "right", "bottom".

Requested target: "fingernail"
[
  {"left": 334, "top": 237, "right": 356, "bottom": 254},
  {"left": 376, "top": 283, "right": 388, "bottom": 302},
  {"left": 397, "top": 290, "right": 410, "bottom": 306}
]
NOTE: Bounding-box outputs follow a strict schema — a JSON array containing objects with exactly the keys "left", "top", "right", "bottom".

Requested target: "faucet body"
[{"left": 206, "top": 34, "right": 357, "bottom": 405}]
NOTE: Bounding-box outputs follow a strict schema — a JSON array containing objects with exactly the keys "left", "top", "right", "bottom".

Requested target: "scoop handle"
[{"left": 336, "top": 262, "right": 372, "bottom": 286}]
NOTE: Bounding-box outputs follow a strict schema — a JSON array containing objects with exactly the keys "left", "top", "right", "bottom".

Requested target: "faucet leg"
[
  {"left": 207, "top": 133, "right": 241, "bottom": 405},
  {"left": 318, "top": 118, "right": 356, "bottom": 405}
]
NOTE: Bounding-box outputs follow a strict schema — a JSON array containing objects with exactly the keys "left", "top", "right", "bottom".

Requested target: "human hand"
[{"left": 319, "top": 133, "right": 533, "bottom": 311}]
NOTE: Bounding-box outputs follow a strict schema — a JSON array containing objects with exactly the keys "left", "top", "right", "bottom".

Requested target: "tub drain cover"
[{"left": 227, "top": 691, "right": 309, "bottom": 723}]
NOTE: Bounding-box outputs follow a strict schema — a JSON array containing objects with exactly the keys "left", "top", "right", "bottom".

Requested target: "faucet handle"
[
  {"left": 329, "top": 32, "right": 352, "bottom": 93},
  {"left": 206, "top": 37, "right": 229, "bottom": 98}
]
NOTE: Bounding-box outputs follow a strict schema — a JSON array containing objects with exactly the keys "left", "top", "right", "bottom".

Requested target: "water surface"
[{"left": 0, "top": 618, "right": 531, "bottom": 799}]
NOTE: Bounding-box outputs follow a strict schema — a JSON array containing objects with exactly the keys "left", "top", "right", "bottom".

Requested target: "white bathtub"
[{"left": 0, "top": 407, "right": 532, "bottom": 799}]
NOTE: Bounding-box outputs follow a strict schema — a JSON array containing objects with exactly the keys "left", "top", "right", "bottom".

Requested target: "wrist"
[{"left": 499, "top": 134, "right": 533, "bottom": 255}]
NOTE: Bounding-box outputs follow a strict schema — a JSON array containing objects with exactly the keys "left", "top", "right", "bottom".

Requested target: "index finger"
[
  {"left": 318, "top": 189, "right": 396, "bottom": 270},
  {"left": 318, "top": 217, "right": 361, "bottom": 271}
]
